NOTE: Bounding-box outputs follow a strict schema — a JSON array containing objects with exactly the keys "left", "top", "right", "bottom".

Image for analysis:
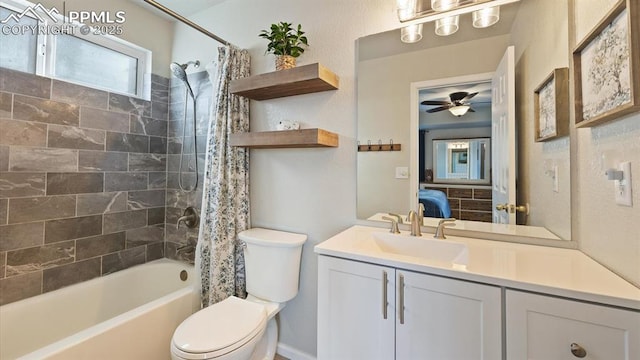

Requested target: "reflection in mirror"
[
  {"left": 357, "top": 0, "right": 572, "bottom": 242},
  {"left": 432, "top": 138, "right": 490, "bottom": 184}
]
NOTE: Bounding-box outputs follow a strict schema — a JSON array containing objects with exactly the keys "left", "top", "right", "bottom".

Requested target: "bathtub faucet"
[{"left": 176, "top": 207, "right": 199, "bottom": 229}]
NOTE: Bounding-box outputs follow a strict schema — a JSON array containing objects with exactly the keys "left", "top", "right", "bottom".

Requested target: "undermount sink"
[{"left": 373, "top": 232, "right": 469, "bottom": 265}]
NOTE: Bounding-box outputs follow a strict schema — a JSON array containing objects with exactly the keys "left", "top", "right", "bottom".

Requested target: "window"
[{"left": 0, "top": 0, "right": 151, "bottom": 98}]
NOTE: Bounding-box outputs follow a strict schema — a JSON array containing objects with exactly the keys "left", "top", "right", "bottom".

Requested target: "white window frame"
[{"left": 1, "top": 0, "right": 152, "bottom": 99}]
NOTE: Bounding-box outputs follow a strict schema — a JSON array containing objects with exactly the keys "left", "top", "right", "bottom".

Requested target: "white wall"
[
  {"left": 571, "top": 0, "right": 640, "bottom": 287},
  {"left": 171, "top": 0, "right": 640, "bottom": 356},
  {"left": 509, "top": 0, "right": 571, "bottom": 239},
  {"left": 172, "top": 0, "right": 398, "bottom": 356}
]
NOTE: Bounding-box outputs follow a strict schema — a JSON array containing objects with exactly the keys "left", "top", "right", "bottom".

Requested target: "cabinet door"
[
  {"left": 317, "top": 256, "right": 395, "bottom": 360},
  {"left": 395, "top": 270, "right": 502, "bottom": 360},
  {"left": 506, "top": 290, "right": 640, "bottom": 360}
]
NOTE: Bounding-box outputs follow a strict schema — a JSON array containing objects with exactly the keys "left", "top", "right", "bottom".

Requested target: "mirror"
[
  {"left": 357, "top": 0, "right": 572, "bottom": 242},
  {"left": 432, "top": 138, "right": 491, "bottom": 184}
]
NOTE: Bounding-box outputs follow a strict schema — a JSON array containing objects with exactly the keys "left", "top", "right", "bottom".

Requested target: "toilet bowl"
[{"left": 171, "top": 228, "right": 306, "bottom": 360}]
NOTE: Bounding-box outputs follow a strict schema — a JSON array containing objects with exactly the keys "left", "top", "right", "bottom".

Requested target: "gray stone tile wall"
[
  {"left": 165, "top": 71, "right": 211, "bottom": 264},
  {"left": 0, "top": 67, "right": 171, "bottom": 305}
]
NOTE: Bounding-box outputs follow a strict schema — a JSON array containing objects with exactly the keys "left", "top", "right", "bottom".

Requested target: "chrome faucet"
[
  {"left": 407, "top": 210, "right": 422, "bottom": 237},
  {"left": 434, "top": 218, "right": 456, "bottom": 239},
  {"left": 417, "top": 203, "right": 424, "bottom": 225}
]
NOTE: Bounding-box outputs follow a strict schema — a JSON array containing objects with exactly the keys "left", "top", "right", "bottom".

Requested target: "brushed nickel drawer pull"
[
  {"left": 399, "top": 273, "right": 405, "bottom": 325},
  {"left": 382, "top": 270, "right": 388, "bottom": 319}
]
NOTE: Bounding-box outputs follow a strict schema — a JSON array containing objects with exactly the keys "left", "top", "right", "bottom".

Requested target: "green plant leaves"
[{"left": 258, "top": 21, "right": 309, "bottom": 57}]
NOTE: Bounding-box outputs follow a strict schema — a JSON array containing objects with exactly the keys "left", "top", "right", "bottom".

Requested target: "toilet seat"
[{"left": 171, "top": 296, "right": 267, "bottom": 359}]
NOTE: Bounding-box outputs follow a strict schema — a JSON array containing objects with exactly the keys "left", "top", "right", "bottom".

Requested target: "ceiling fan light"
[
  {"left": 449, "top": 105, "right": 470, "bottom": 116},
  {"left": 401, "top": 23, "right": 423, "bottom": 43},
  {"left": 472, "top": 6, "right": 500, "bottom": 28},
  {"left": 435, "top": 15, "right": 459, "bottom": 36},
  {"left": 431, "top": 0, "right": 459, "bottom": 12}
]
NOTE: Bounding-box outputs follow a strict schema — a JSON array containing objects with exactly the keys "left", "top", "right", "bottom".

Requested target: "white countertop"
[{"left": 314, "top": 225, "right": 640, "bottom": 310}]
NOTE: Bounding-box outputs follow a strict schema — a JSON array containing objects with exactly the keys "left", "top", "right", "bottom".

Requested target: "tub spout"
[{"left": 176, "top": 207, "right": 199, "bottom": 229}]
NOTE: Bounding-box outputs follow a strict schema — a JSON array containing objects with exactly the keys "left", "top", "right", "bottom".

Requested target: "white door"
[
  {"left": 491, "top": 46, "right": 517, "bottom": 224},
  {"left": 395, "top": 270, "right": 502, "bottom": 360},
  {"left": 317, "top": 256, "right": 395, "bottom": 360}
]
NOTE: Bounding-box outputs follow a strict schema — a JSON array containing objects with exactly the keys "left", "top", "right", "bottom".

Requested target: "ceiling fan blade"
[
  {"left": 468, "top": 108, "right": 476, "bottom": 113},
  {"left": 421, "top": 100, "right": 450, "bottom": 106},
  {"left": 426, "top": 106, "right": 450, "bottom": 113},
  {"left": 462, "top": 92, "right": 479, "bottom": 101},
  {"left": 449, "top": 91, "right": 469, "bottom": 102}
]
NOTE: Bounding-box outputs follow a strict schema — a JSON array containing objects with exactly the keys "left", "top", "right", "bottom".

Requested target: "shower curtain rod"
[{"left": 143, "top": 0, "right": 234, "bottom": 47}]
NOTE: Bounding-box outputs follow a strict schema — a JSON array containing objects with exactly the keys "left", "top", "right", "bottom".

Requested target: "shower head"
[{"left": 170, "top": 60, "right": 200, "bottom": 98}]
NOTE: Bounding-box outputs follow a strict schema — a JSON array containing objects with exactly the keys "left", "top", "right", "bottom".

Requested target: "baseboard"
[{"left": 276, "top": 343, "right": 316, "bottom": 360}]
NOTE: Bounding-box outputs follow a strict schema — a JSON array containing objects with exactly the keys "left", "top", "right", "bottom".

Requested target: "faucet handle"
[
  {"left": 434, "top": 218, "right": 456, "bottom": 239},
  {"left": 387, "top": 213, "right": 404, "bottom": 224},
  {"left": 382, "top": 216, "right": 401, "bottom": 234},
  {"left": 438, "top": 218, "right": 456, "bottom": 225}
]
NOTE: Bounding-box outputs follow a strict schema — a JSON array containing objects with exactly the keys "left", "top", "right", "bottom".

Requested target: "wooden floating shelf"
[
  {"left": 230, "top": 63, "right": 339, "bottom": 100},
  {"left": 229, "top": 128, "right": 339, "bottom": 149}
]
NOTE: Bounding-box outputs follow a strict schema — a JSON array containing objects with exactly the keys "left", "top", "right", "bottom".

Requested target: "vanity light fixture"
[
  {"left": 396, "top": 0, "right": 520, "bottom": 40},
  {"left": 472, "top": 5, "right": 500, "bottom": 28},
  {"left": 449, "top": 105, "right": 470, "bottom": 116},
  {"left": 397, "top": 0, "right": 423, "bottom": 43},
  {"left": 397, "top": 0, "right": 418, "bottom": 21},
  {"left": 435, "top": 15, "right": 460, "bottom": 36},
  {"left": 431, "top": 0, "right": 460, "bottom": 11},
  {"left": 401, "top": 23, "right": 424, "bottom": 43}
]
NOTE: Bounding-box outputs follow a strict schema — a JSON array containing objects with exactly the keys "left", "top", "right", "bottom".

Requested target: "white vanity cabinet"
[
  {"left": 318, "top": 256, "right": 502, "bottom": 360},
  {"left": 317, "top": 256, "right": 395, "bottom": 360},
  {"left": 505, "top": 290, "right": 640, "bottom": 360}
]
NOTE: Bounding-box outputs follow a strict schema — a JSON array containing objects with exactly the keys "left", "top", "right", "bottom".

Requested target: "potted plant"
[{"left": 259, "top": 22, "right": 309, "bottom": 70}]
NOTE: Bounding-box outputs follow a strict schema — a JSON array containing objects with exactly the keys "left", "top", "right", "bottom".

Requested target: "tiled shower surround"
[
  {"left": 0, "top": 66, "right": 212, "bottom": 305},
  {"left": 165, "top": 71, "right": 211, "bottom": 261}
]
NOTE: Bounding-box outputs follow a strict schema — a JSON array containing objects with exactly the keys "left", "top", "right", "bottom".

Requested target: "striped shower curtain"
[{"left": 196, "top": 45, "right": 250, "bottom": 307}]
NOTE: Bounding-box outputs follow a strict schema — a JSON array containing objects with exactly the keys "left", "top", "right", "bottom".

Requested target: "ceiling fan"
[{"left": 420, "top": 91, "right": 480, "bottom": 117}]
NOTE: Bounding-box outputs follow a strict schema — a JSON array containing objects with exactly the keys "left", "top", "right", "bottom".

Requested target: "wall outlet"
[
  {"left": 614, "top": 161, "right": 632, "bottom": 207},
  {"left": 395, "top": 167, "right": 409, "bottom": 179}
]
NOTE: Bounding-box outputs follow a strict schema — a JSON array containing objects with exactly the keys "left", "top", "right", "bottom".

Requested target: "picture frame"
[
  {"left": 573, "top": 0, "right": 640, "bottom": 127},
  {"left": 534, "top": 68, "right": 569, "bottom": 142}
]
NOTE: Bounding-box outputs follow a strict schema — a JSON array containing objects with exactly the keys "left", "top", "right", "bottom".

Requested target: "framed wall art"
[
  {"left": 534, "top": 68, "right": 569, "bottom": 142},
  {"left": 573, "top": 0, "right": 640, "bottom": 127}
]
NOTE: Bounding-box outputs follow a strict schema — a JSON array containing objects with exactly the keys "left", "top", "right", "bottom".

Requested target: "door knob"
[
  {"left": 511, "top": 203, "right": 530, "bottom": 215},
  {"left": 495, "top": 203, "right": 509, "bottom": 212}
]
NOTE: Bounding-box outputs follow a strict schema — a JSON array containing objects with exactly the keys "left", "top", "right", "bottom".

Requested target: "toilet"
[{"left": 171, "top": 228, "right": 307, "bottom": 360}]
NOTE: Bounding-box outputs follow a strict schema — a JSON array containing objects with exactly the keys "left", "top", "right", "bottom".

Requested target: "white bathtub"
[{"left": 0, "top": 259, "right": 200, "bottom": 360}]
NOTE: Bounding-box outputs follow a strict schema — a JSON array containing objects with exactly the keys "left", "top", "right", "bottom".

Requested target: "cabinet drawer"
[{"left": 506, "top": 290, "right": 640, "bottom": 360}]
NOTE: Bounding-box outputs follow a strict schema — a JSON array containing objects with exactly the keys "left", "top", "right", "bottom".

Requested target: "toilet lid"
[{"left": 172, "top": 296, "right": 267, "bottom": 357}]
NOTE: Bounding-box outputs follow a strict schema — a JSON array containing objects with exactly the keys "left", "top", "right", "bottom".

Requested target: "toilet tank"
[{"left": 239, "top": 228, "right": 307, "bottom": 303}]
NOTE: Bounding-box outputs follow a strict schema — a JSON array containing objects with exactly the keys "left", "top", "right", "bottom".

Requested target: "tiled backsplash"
[{"left": 0, "top": 67, "right": 170, "bottom": 305}]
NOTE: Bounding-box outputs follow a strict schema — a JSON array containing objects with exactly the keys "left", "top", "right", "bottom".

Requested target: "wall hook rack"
[{"left": 358, "top": 139, "right": 402, "bottom": 152}]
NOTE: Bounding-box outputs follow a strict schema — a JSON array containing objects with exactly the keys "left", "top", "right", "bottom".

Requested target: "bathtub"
[{"left": 0, "top": 259, "right": 200, "bottom": 360}]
